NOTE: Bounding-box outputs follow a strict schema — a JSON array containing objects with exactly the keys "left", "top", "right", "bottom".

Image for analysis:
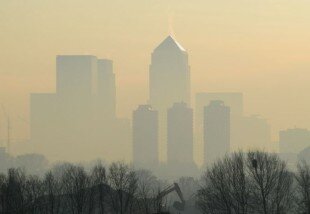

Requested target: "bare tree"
[
  {"left": 135, "top": 169, "right": 161, "bottom": 214},
  {"left": 295, "top": 161, "right": 310, "bottom": 214},
  {"left": 90, "top": 162, "right": 108, "bottom": 214},
  {"left": 197, "top": 151, "right": 294, "bottom": 214},
  {"left": 107, "top": 162, "right": 138, "bottom": 214},
  {"left": 247, "top": 151, "right": 294, "bottom": 214},
  {"left": 226, "top": 152, "right": 250, "bottom": 214},
  {"left": 42, "top": 171, "right": 62, "bottom": 214},
  {"left": 24, "top": 175, "right": 44, "bottom": 213},
  {"left": 4, "top": 168, "right": 27, "bottom": 213},
  {"left": 197, "top": 159, "right": 233, "bottom": 213},
  {"left": 197, "top": 152, "right": 250, "bottom": 214},
  {"left": 60, "top": 164, "right": 91, "bottom": 214},
  {"left": 0, "top": 173, "right": 6, "bottom": 213}
]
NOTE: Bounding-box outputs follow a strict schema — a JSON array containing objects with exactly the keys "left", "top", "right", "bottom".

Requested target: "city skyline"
[
  {"left": 149, "top": 35, "right": 191, "bottom": 162},
  {"left": 0, "top": 35, "right": 308, "bottom": 164},
  {"left": 1, "top": 2, "right": 310, "bottom": 213},
  {"left": 27, "top": 37, "right": 266, "bottom": 166},
  {"left": 0, "top": 35, "right": 308, "bottom": 166},
  {"left": 2, "top": 0, "right": 310, "bottom": 146}
]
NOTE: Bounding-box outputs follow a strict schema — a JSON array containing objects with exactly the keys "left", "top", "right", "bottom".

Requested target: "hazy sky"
[{"left": 1, "top": 0, "right": 310, "bottom": 143}]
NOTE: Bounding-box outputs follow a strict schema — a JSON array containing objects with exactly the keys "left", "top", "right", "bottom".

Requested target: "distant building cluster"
[
  {"left": 31, "top": 56, "right": 130, "bottom": 162},
  {"left": 131, "top": 36, "right": 274, "bottom": 177},
  {"left": 27, "top": 36, "right": 310, "bottom": 175}
]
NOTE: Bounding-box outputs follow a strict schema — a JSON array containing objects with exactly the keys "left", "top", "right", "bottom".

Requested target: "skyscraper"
[
  {"left": 204, "top": 100, "right": 230, "bottom": 165},
  {"left": 167, "top": 102, "right": 193, "bottom": 165},
  {"left": 149, "top": 36, "right": 190, "bottom": 161},
  {"left": 56, "top": 55, "right": 97, "bottom": 98},
  {"left": 97, "top": 59, "right": 116, "bottom": 118},
  {"left": 31, "top": 55, "right": 131, "bottom": 162},
  {"left": 195, "top": 93, "right": 243, "bottom": 164},
  {"left": 132, "top": 105, "right": 159, "bottom": 169},
  {"left": 149, "top": 36, "right": 190, "bottom": 109}
]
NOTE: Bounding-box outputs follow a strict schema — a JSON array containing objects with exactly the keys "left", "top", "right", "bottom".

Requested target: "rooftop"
[{"left": 154, "top": 36, "right": 186, "bottom": 52}]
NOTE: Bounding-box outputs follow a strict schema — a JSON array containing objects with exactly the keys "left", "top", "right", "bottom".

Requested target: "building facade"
[
  {"left": 132, "top": 105, "right": 159, "bottom": 169},
  {"left": 30, "top": 55, "right": 130, "bottom": 162},
  {"left": 195, "top": 93, "right": 243, "bottom": 164},
  {"left": 149, "top": 36, "right": 191, "bottom": 162},
  {"left": 167, "top": 102, "right": 194, "bottom": 165},
  {"left": 204, "top": 100, "right": 230, "bottom": 165}
]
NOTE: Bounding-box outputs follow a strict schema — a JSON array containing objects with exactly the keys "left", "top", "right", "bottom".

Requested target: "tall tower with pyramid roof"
[
  {"left": 149, "top": 36, "right": 190, "bottom": 110},
  {"left": 149, "top": 36, "right": 191, "bottom": 161}
]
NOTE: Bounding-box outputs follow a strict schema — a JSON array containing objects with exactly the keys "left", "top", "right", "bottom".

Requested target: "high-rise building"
[
  {"left": 132, "top": 105, "right": 158, "bottom": 169},
  {"left": 204, "top": 100, "right": 230, "bottom": 165},
  {"left": 149, "top": 36, "right": 190, "bottom": 161},
  {"left": 30, "top": 55, "right": 131, "bottom": 162},
  {"left": 195, "top": 93, "right": 242, "bottom": 164},
  {"left": 163, "top": 102, "right": 198, "bottom": 179},
  {"left": 97, "top": 59, "right": 116, "bottom": 118},
  {"left": 149, "top": 36, "right": 190, "bottom": 109},
  {"left": 167, "top": 102, "right": 193, "bottom": 165},
  {"left": 280, "top": 128, "right": 310, "bottom": 154},
  {"left": 56, "top": 55, "right": 97, "bottom": 98}
]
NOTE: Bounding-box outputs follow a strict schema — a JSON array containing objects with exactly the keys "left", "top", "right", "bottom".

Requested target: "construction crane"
[{"left": 153, "top": 182, "right": 186, "bottom": 214}]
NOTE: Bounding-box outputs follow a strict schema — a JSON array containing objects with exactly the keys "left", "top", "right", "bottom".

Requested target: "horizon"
[
  {"left": 1, "top": 1, "right": 310, "bottom": 213},
  {"left": 1, "top": 0, "right": 310, "bottom": 165}
]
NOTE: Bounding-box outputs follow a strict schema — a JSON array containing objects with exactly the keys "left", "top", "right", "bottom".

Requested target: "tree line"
[
  {"left": 0, "top": 161, "right": 175, "bottom": 214},
  {"left": 0, "top": 151, "right": 309, "bottom": 214},
  {"left": 196, "top": 151, "right": 310, "bottom": 214}
]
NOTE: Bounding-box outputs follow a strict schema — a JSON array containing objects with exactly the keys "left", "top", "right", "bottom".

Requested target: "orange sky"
[{"left": 1, "top": 0, "right": 310, "bottom": 144}]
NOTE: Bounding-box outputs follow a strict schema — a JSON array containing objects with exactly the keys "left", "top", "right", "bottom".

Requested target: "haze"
[{"left": 1, "top": 0, "right": 310, "bottom": 154}]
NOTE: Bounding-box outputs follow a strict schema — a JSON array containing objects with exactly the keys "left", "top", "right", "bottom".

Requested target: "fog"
[{"left": 1, "top": 0, "right": 310, "bottom": 172}]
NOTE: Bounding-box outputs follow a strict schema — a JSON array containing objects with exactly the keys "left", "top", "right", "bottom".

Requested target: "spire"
[{"left": 154, "top": 36, "right": 186, "bottom": 52}]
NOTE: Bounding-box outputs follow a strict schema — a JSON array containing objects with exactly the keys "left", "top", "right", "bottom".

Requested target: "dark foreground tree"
[
  {"left": 247, "top": 151, "right": 295, "bottom": 214},
  {"left": 107, "top": 162, "right": 138, "bottom": 214},
  {"left": 60, "top": 164, "right": 91, "bottom": 214},
  {"left": 4, "top": 168, "right": 27, "bottom": 213},
  {"left": 295, "top": 161, "right": 310, "bottom": 214},
  {"left": 197, "top": 151, "right": 295, "bottom": 214},
  {"left": 0, "top": 173, "right": 6, "bottom": 212},
  {"left": 197, "top": 152, "right": 250, "bottom": 214},
  {"left": 42, "top": 170, "right": 62, "bottom": 214},
  {"left": 135, "top": 169, "right": 160, "bottom": 214},
  {"left": 90, "top": 162, "right": 108, "bottom": 214}
]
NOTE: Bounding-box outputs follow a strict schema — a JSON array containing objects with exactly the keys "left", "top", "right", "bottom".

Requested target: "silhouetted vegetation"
[
  {"left": 295, "top": 161, "right": 310, "bottom": 214},
  {"left": 197, "top": 151, "right": 310, "bottom": 214},
  {"left": 0, "top": 152, "right": 310, "bottom": 214},
  {"left": 0, "top": 161, "right": 175, "bottom": 214}
]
